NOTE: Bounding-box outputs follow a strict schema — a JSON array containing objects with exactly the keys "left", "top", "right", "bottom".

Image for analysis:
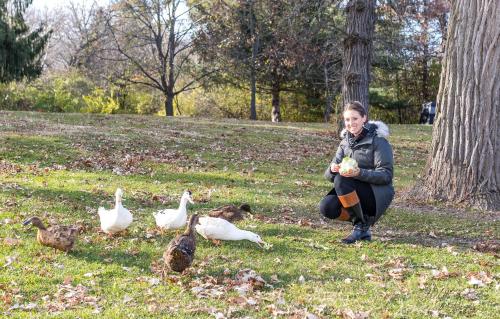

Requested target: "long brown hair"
[{"left": 344, "top": 101, "right": 367, "bottom": 118}]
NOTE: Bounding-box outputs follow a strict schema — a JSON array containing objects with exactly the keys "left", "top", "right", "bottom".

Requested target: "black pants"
[{"left": 319, "top": 174, "right": 376, "bottom": 220}]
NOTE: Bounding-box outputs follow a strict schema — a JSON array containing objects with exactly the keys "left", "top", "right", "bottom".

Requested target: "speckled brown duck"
[
  {"left": 208, "top": 204, "right": 251, "bottom": 222},
  {"left": 163, "top": 214, "right": 199, "bottom": 273},
  {"left": 23, "top": 217, "right": 79, "bottom": 252}
]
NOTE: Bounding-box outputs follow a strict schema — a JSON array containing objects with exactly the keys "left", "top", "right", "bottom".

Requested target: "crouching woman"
[{"left": 320, "top": 101, "right": 394, "bottom": 244}]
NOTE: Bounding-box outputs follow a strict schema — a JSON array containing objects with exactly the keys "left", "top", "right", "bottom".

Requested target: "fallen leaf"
[
  {"left": 461, "top": 288, "right": 478, "bottom": 300},
  {"left": 340, "top": 309, "right": 370, "bottom": 319},
  {"left": 123, "top": 295, "right": 133, "bottom": 303},
  {"left": 3, "top": 255, "right": 18, "bottom": 268},
  {"left": 148, "top": 278, "right": 160, "bottom": 286},
  {"left": 3, "top": 238, "right": 21, "bottom": 246},
  {"left": 468, "top": 277, "right": 485, "bottom": 287},
  {"left": 472, "top": 240, "right": 500, "bottom": 255}
]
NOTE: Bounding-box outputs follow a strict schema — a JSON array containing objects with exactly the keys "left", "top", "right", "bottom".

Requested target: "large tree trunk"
[
  {"left": 164, "top": 93, "right": 174, "bottom": 117},
  {"left": 437, "top": 5, "right": 449, "bottom": 57},
  {"left": 249, "top": 0, "right": 258, "bottom": 120},
  {"left": 165, "top": 0, "right": 178, "bottom": 117},
  {"left": 323, "top": 65, "right": 333, "bottom": 122},
  {"left": 271, "top": 80, "right": 281, "bottom": 122},
  {"left": 250, "top": 68, "right": 257, "bottom": 120},
  {"left": 410, "top": 0, "right": 500, "bottom": 210},
  {"left": 341, "top": 0, "right": 376, "bottom": 113},
  {"left": 421, "top": 0, "right": 431, "bottom": 103},
  {"left": 421, "top": 42, "right": 430, "bottom": 102}
]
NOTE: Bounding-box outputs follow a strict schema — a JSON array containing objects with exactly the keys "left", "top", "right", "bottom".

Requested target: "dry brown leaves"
[
  {"left": 252, "top": 210, "right": 323, "bottom": 229},
  {"left": 466, "top": 271, "right": 493, "bottom": 287},
  {"left": 44, "top": 281, "right": 100, "bottom": 313},
  {"left": 431, "top": 266, "right": 459, "bottom": 280},
  {"left": 473, "top": 240, "right": 500, "bottom": 256},
  {"left": 1, "top": 282, "right": 22, "bottom": 310},
  {"left": 0, "top": 160, "right": 23, "bottom": 175},
  {"left": 338, "top": 309, "right": 371, "bottom": 319},
  {"left": 188, "top": 268, "right": 268, "bottom": 300},
  {"left": 3, "top": 238, "right": 21, "bottom": 246},
  {"left": 69, "top": 140, "right": 188, "bottom": 176},
  {"left": 384, "top": 257, "right": 410, "bottom": 281},
  {"left": 0, "top": 161, "right": 69, "bottom": 176}
]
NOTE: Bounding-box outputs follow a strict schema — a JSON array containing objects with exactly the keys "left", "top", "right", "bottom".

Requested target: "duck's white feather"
[
  {"left": 195, "top": 216, "right": 263, "bottom": 245},
  {"left": 98, "top": 188, "right": 133, "bottom": 234},
  {"left": 153, "top": 191, "right": 193, "bottom": 229}
]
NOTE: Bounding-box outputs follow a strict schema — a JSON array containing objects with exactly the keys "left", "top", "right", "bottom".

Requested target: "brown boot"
[{"left": 338, "top": 191, "right": 366, "bottom": 224}]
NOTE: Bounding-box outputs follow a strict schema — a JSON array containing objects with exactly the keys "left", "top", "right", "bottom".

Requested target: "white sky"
[{"left": 31, "top": 0, "right": 110, "bottom": 10}]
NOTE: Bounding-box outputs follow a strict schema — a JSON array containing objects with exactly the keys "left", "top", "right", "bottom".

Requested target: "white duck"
[
  {"left": 98, "top": 188, "right": 133, "bottom": 235},
  {"left": 153, "top": 191, "right": 194, "bottom": 230},
  {"left": 195, "top": 216, "right": 266, "bottom": 247}
]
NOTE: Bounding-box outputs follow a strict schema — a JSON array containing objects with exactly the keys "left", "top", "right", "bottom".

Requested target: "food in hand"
[{"left": 339, "top": 157, "right": 358, "bottom": 175}]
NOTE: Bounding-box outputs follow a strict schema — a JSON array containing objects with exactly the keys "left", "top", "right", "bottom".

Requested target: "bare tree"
[
  {"left": 26, "top": 1, "right": 106, "bottom": 72},
  {"left": 410, "top": 0, "right": 500, "bottom": 210},
  {"left": 103, "top": 0, "right": 202, "bottom": 116}
]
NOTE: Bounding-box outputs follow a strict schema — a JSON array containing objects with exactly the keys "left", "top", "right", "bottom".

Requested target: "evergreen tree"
[{"left": 0, "top": 0, "right": 50, "bottom": 82}]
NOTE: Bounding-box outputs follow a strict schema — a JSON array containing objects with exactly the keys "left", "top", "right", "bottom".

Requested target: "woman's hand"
[
  {"left": 340, "top": 167, "right": 360, "bottom": 177},
  {"left": 330, "top": 163, "right": 340, "bottom": 173}
]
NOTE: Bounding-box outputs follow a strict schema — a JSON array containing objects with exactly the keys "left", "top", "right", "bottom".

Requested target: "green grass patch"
[{"left": 0, "top": 111, "right": 498, "bottom": 318}]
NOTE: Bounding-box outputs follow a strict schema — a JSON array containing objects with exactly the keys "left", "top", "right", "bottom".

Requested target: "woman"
[{"left": 320, "top": 101, "right": 394, "bottom": 244}]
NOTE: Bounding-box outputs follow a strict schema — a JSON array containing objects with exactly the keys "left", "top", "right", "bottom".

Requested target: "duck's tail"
[{"left": 152, "top": 210, "right": 160, "bottom": 218}]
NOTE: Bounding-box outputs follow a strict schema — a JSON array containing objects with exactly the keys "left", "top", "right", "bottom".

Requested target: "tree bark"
[
  {"left": 165, "top": 0, "right": 177, "bottom": 116},
  {"left": 271, "top": 79, "right": 281, "bottom": 122},
  {"left": 249, "top": 0, "right": 258, "bottom": 120},
  {"left": 250, "top": 66, "right": 257, "bottom": 120},
  {"left": 341, "top": 0, "right": 376, "bottom": 113},
  {"left": 323, "top": 65, "right": 333, "bottom": 122},
  {"left": 421, "top": 0, "right": 431, "bottom": 103},
  {"left": 410, "top": 0, "right": 500, "bottom": 211},
  {"left": 165, "top": 92, "right": 174, "bottom": 117}
]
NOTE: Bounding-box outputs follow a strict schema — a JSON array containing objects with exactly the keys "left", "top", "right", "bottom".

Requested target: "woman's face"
[{"left": 344, "top": 110, "right": 367, "bottom": 136}]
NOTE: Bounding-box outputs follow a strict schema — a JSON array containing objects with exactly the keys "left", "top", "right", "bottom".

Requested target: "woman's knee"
[
  {"left": 334, "top": 174, "right": 356, "bottom": 195},
  {"left": 319, "top": 195, "right": 341, "bottom": 219}
]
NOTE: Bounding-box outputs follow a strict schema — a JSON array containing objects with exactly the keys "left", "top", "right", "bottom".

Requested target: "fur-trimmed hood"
[{"left": 341, "top": 120, "right": 390, "bottom": 139}]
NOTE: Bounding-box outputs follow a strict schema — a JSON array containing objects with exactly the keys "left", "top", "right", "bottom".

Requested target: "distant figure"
[
  {"left": 419, "top": 102, "right": 436, "bottom": 124},
  {"left": 428, "top": 101, "right": 436, "bottom": 124},
  {"left": 419, "top": 105, "right": 429, "bottom": 124}
]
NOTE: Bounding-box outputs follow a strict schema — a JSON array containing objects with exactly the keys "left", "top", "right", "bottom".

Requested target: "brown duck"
[
  {"left": 163, "top": 214, "right": 199, "bottom": 273},
  {"left": 208, "top": 204, "right": 251, "bottom": 222},
  {"left": 23, "top": 217, "right": 79, "bottom": 252}
]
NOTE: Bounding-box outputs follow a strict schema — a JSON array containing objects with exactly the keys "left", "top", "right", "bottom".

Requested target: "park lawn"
[{"left": 0, "top": 111, "right": 498, "bottom": 318}]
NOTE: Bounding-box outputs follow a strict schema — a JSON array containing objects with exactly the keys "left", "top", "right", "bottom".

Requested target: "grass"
[{"left": 0, "top": 111, "right": 498, "bottom": 318}]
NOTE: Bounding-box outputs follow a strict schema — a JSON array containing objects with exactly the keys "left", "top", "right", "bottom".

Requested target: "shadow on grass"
[
  {"left": 373, "top": 231, "right": 487, "bottom": 251},
  {"left": 70, "top": 243, "right": 156, "bottom": 270},
  {"left": 0, "top": 135, "right": 83, "bottom": 166}
]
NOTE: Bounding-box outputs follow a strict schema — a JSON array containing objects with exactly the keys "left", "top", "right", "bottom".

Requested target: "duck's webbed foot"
[{"left": 210, "top": 239, "right": 221, "bottom": 246}]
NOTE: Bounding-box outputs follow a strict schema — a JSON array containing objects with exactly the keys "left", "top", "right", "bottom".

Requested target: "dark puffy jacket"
[{"left": 324, "top": 121, "right": 394, "bottom": 222}]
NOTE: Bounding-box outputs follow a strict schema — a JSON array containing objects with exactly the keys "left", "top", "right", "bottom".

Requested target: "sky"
[{"left": 31, "top": 0, "right": 110, "bottom": 10}]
